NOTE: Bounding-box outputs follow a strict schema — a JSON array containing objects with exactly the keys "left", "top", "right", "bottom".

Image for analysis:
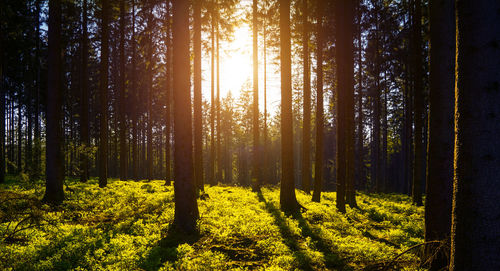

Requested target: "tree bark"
[
  {"left": 301, "top": 0, "right": 311, "bottom": 194},
  {"left": 450, "top": 0, "right": 500, "bottom": 269},
  {"left": 279, "top": 0, "right": 299, "bottom": 213},
  {"left": 44, "top": 0, "right": 64, "bottom": 204},
  {"left": 252, "top": 0, "right": 260, "bottom": 191},
  {"left": 312, "top": 0, "right": 324, "bottom": 203},
  {"left": 172, "top": 0, "right": 199, "bottom": 233},
  {"left": 425, "top": 0, "right": 454, "bottom": 269},
  {"left": 80, "top": 0, "right": 89, "bottom": 183},
  {"left": 98, "top": 0, "right": 110, "bottom": 188},
  {"left": 119, "top": 0, "right": 127, "bottom": 181},
  {"left": 193, "top": 0, "right": 204, "bottom": 191},
  {"left": 411, "top": 0, "right": 423, "bottom": 206}
]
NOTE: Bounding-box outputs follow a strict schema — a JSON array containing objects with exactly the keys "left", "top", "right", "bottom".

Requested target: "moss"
[{"left": 1, "top": 178, "right": 425, "bottom": 270}]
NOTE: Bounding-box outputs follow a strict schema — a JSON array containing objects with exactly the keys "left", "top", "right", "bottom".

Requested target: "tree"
[
  {"left": 98, "top": 0, "right": 110, "bottom": 188},
  {"left": 252, "top": 0, "right": 260, "bottom": 191},
  {"left": 301, "top": 0, "right": 311, "bottom": 194},
  {"left": 411, "top": 0, "right": 423, "bottom": 206},
  {"left": 146, "top": 1, "right": 153, "bottom": 181},
  {"left": 172, "top": 0, "right": 199, "bottom": 233},
  {"left": 0, "top": 1, "right": 4, "bottom": 184},
  {"left": 450, "top": 0, "right": 500, "bottom": 269},
  {"left": 118, "top": 0, "right": 127, "bottom": 181},
  {"left": 80, "top": 0, "right": 89, "bottom": 183},
  {"left": 44, "top": 0, "right": 64, "bottom": 204},
  {"left": 344, "top": 0, "right": 356, "bottom": 208},
  {"left": 425, "top": 0, "right": 454, "bottom": 269},
  {"left": 312, "top": 0, "right": 324, "bottom": 203},
  {"left": 193, "top": 0, "right": 204, "bottom": 191},
  {"left": 279, "top": 0, "right": 299, "bottom": 213},
  {"left": 165, "top": 0, "right": 172, "bottom": 185}
]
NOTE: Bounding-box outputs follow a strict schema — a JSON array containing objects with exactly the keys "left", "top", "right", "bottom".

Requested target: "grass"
[{"left": 0, "top": 177, "right": 425, "bottom": 270}]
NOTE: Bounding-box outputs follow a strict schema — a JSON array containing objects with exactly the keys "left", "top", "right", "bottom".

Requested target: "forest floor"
[{"left": 1, "top": 177, "right": 427, "bottom": 270}]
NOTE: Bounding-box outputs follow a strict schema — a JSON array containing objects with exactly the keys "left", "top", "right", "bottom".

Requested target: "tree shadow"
[
  {"left": 139, "top": 225, "right": 200, "bottom": 271},
  {"left": 292, "top": 211, "right": 348, "bottom": 270},
  {"left": 256, "top": 191, "right": 322, "bottom": 271}
]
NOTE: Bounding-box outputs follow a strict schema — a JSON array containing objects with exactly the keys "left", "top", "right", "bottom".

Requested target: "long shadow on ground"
[
  {"left": 139, "top": 226, "right": 200, "bottom": 271},
  {"left": 257, "top": 191, "right": 347, "bottom": 271}
]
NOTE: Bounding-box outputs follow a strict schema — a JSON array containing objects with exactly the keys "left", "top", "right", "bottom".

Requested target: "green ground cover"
[{"left": 1, "top": 177, "right": 425, "bottom": 270}]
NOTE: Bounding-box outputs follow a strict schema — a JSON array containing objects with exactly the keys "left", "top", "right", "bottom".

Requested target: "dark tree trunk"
[
  {"left": 119, "top": 0, "right": 127, "bottom": 181},
  {"left": 312, "top": 0, "right": 324, "bottom": 203},
  {"left": 425, "top": 1, "right": 454, "bottom": 269},
  {"left": 209, "top": 2, "right": 216, "bottom": 185},
  {"left": 165, "top": 0, "right": 172, "bottom": 185},
  {"left": 80, "top": 0, "right": 89, "bottom": 183},
  {"left": 172, "top": 0, "right": 199, "bottom": 233},
  {"left": 252, "top": 0, "right": 260, "bottom": 191},
  {"left": 301, "top": 0, "right": 311, "bottom": 194},
  {"left": 0, "top": 6, "right": 4, "bottom": 183},
  {"left": 450, "top": 0, "right": 500, "bottom": 269},
  {"left": 131, "top": 0, "right": 138, "bottom": 181},
  {"left": 411, "top": 0, "right": 423, "bottom": 206},
  {"left": 279, "top": 0, "right": 299, "bottom": 213},
  {"left": 344, "top": 0, "right": 357, "bottom": 208},
  {"left": 193, "top": 0, "right": 203, "bottom": 191},
  {"left": 216, "top": 14, "right": 222, "bottom": 184},
  {"left": 355, "top": 0, "right": 365, "bottom": 192},
  {"left": 44, "top": 0, "right": 64, "bottom": 204},
  {"left": 98, "top": 0, "right": 109, "bottom": 188},
  {"left": 146, "top": 3, "right": 153, "bottom": 181},
  {"left": 33, "top": 0, "right": 41, "bottom": 180}
]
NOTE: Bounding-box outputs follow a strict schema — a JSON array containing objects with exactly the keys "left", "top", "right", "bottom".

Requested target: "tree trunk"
[
  {"left": 80, "top": 0, "right": 89, "bottom": 183},
  {"left": 119, "top": 0, "right": 127, "bottom": 181},
  {"left": 210, "top": 2, "right": 216, "bottom": 185},
  {"left": 411, "top": 0, "right": 423, "bottom": 206},
  {"left": 172, "top": 0, "right": 199, "bottom": 233},
  {"left": 252, "top": 0, "right": 260, "bottom": 191},
  {"left": 0, "top": 6, "right": 4, "bottom": 183},
  {"left": 279, "top": 0, "right": 299, "bottom": 213},
  {"left": 344, "top": 0, "right": 356, "bottom": 208},
  {"left": 146, "top": 3, "right": 153, "bottom": 181},
  {"left": 131, "top": 0, "right": 138, "bottom": 181},
  {"left": 165, "top": 0, "right": 172, "bottom": 185},
  {"left": 312, "top": 0, "right": 324, "bottom": 203},
  {"left": 193, "top": 0, "right": 203, "bottom": 191},
  {"left": 301, "top": 0, "right": 311, "bottom": 194},
  {"left": 44, "top": 0, "right": 64, "bottom": 204},
  {"left": 98, "top": 0, "right": 109, "bottom": 188},
  {"left": 450, "top": 0, "right": 500, "bottom": 269}
]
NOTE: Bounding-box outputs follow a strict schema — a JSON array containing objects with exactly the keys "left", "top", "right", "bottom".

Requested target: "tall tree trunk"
[
  {"left": 80, "top": 0, "right": 89, "bottom": 183},
  {"left": 335, "top": 0, "right": 347, "bottom": 212},
  {"left": 411, "top": 0, "right": 423, "bottom": 206},
  {"left": 44, "top": 0, "right": 64, "bottom": 204},
  {"left": 355, "top": 0, "right": 364, "bottom": 190},
  {"left": 33, "top": 0, "right": 41, "bottom": 180},
  {"left": 17, "top": 105, "right": 21, "bottom": 173},
  {"left": 193, "top": 0, "right": 203, "bottom": 191},
  {"left": 131, "top": 0, "right": 138, "bottom": 181},
  {"left": 98, "top": 0, "right": 109, "bottom": 188},
  {"left": 263, "top": 17, "right": 268, "bottom": 183},
  {"left": 252, "top": 0, "right": 260, "bottom": 191},
  {"left": 172, "top": 0, "right": 199, "bottom": 233},
  {"left": 165, "top": 0, "right": 172, "bottom": 185},
  {"left": 279, "top": 0, "right": 299, "bottom": 213},
  {"left": 450, "top": 0, "right": 500, "bottom": 269},
  {"left": 344, "top": 0, "right": 357, "bottom": 208},
  {"left": 216, "top": 12, "right": 222, "bottom": 184},
  {"left": 119, "top": 0, "right": 127, "bottom": 181},
  {"left": 146, "top": 3, "right": 153, "bottom": 181},
  {"left": 423, "top": 3, "right": 455, "bottom": 266},
  {"left": 312, "top": 0, "right": 324, "bottom": 203},
  {"left": 301, "top": 0, "right": 311, "bottom": 194},
  {"left": 0, "top": 3, "right": 4, "bottom": 184},
  {"left": 209, "top": 2, "right": 216, "bottom": 185},
  {"left": 425, "top": 2, "right": 454, "bottom": 268}
]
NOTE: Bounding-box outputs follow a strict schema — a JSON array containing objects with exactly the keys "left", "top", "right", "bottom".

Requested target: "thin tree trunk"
[
  {"left": 312, "top": 0, "right": 324, "bottom": 203},
  {"left": 252, "top": 0, "right": 260, "bottom": 191},
  {"left": 450, "top": 0, "right": 500, "bottom": 269},
  {"left": 131, "top": 0, "right": 138, "bottom": 181},
  {"left": 165, "top": 0, "right": 172, "bottom": 185},
  {"left": 216, "top": 11, "right": 222, "bottom": 184},
  {"left": 210, "top": 1, "right": 216, "bottom": 185},
  {"left": 0, "top": 5, "right": 4, "bottom": 183},
  {"left": 411, "top": 0, "right": 423, "bottom": 206},
  {"left": 146, "top": 3, "right": 153, "bottom": 181},
  {"left": 193, "top": 0, "right": 203, "bottom": 191},
  {"left": 98, "top": 0, "right": 109, "bottom": 188},
  {"left": 301, "top": 0, "right": 311, "bottom": 194},
  {"left": 172, "top": 0, "right": 199, "bottom": 233},
  {"left": 119, "top": 0, "right": 127, "bottom": 181},
  {"left": 80, "top": 0, "right": 89, "bottom": 182}
]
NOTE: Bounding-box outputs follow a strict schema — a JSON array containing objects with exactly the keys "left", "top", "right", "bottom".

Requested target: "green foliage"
[{"left": 1, "top": 179, "right": 425, "bottom": 270}]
